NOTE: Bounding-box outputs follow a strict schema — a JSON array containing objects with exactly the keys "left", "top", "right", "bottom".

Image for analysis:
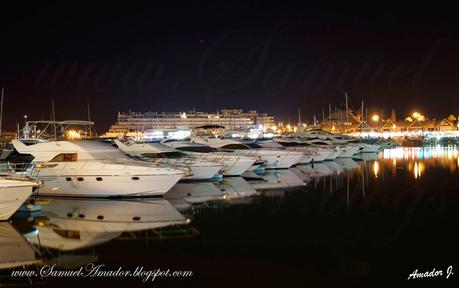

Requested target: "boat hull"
[
  {"left": 183, "top": 164, "right": 222, "bottom": 180},
  {"left": 325, "top": 148, "right": 342, "bottom": 160},
  {"left": 312, "top": 149, "right": 334, "bottom": 162},
  {"left": 337, "top": 146, "right": 360, "bottom": 158},
  {"left": 0, "top": 185, "right": 34, "bottom": 220},
  {"left": 34, "top": 174, "right": 183, "bottom": 197}
]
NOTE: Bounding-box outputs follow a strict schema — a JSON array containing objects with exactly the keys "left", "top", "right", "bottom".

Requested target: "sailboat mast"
[
  {"left": 52, "top": 99, "right": 57, "bottom": 140},
  {"left": 345, "top": 92, "right": 349, "bottom": 123},
  {"left": 298, "top": 107, "right": 301, "bottom": 126},
  {"left": 0, "top": 88, "right": 4, "bottom": 139},
  {"left": 361, "top": 100, "right": 364, "bottom": 135}
]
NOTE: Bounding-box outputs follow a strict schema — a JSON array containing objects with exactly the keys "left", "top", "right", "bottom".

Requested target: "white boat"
[
  {"left": 288, "top": 146, "right": 334, "bottom": 162},
  {"left": 268, "top": 138, "right": 338, "bottom": 162},
  {"left": 191, "top": 137, "right": 304, "bottom": 169},
  {"left": 300, "top": 129, "right": 382, "bottom": 154},
  {"left": 114, "top": 140, "right": 222, "bottom": 180},
  {"left": 0, "top": 177, "right": 37, "bottom": 221},
  {"left": 353, "top": 143, "right": 381, "bottom": 153},
  {"left": 337, "top": 146, "right": 361, "bottom": 158},
  {"left": 12, "top": 139, "right": 184, "bottom": 197},
  {"left": 257, "top": 140, "right": 285, "bottom": 149},
  {"left": 163, "top": 140, "right": 258, "bottom": 175},
  {"left": 301, "top": 139, "right": 361, "bottom": 159}
]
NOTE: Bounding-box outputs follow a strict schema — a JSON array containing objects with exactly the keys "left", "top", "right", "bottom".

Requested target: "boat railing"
[{"left": 0, "top": 162, "right": 37, "bottom": 181}]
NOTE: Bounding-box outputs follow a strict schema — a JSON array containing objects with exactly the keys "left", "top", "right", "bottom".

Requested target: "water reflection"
[
  {"left": 17, "top": 198, "right": 189, "bottom": 258},
  {"left": 381, "top": 146, "right": 459, "bottom": 179},
  {"left": 372, "top": 161, "right": 380, "bottom": 178},
  {"left": 166, "top": 177, "right": 258, "bottom": 208},
  {"left": 0, "top": 223, "right": 41, "bottom": 269},
  {"left": 3, "top": 147, "right": 457, "bottom": 285},
  {"left": 382, "top": 146, "right": 459, "bottom": 160},
  {"left": 246, "top": 169, "right": 306, "bottom": 191}
]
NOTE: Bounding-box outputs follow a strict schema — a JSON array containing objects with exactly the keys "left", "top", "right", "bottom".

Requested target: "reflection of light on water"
[
  {"left": 383, "top": 146, "right": 459, "bottom": 160},
  {"left": 381, "top": 147, "right": 457, "bottom": 178},
  {"left": 373, "top": 161, "right": 379, "bottom": 178},
  {"left": 413, "top": 161, "right": 423, "bottom": 179}
]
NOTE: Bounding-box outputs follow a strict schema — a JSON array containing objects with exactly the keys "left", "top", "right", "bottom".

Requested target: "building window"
[
  {"left": 131, "top": 176, "right": 140, "bottom": 180},
  {"left": 77, "top": 177, "right": 84, "bottom": 181},
  {"left": 96, "top": 177, "right": 103, "bottom": 181}
]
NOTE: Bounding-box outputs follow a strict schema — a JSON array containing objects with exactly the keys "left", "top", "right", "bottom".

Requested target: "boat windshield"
[
  {"left": 175, "top": 146, "right": 218, "bottom": 153},
  {"left": 245, "top": 142, "right": 263, "bottom": 149},
  {"left": 277, "top": 141, "right": 302, "bottom": 147},
  {"left": 142, "top": 151, "right": 186, "bottom": 158},
  {"left": 221, "top": 144, "right": 250, "bottom": 150}
]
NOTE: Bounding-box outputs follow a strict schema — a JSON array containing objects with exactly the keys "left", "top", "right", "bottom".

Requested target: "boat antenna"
[
  {"left": 51, "top": 99, "right": 57, "bottom": 140},
  {"left": 298, "top": 107, "right": 301, "bottom": 127},
  {"left": 345, "top": 91, "right": 349, "bottom": 123},
  {"left": 87, "top": 100, "right": 92, "bottom": 137}
]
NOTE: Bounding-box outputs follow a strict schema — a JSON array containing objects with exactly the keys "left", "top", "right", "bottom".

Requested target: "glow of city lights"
[
  {"left": 372, "top": 114, "right": 380, "bottom": 122},
  {"left": 65, "top": 130, "right": 81, "bottom": 140}
]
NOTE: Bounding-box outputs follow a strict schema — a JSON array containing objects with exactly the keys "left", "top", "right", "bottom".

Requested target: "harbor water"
[{"left": 1, "top": 147, "right": 458, "bottom": 286}]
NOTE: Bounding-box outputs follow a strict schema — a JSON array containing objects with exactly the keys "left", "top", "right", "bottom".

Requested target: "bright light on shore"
[
  {"left": 372, "top": 114, "right": 379, "bottom": 122},
  {"left": 66, "top": 130, "right": 81, "bottom": 140}
]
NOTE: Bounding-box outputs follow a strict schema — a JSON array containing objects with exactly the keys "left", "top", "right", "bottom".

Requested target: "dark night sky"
[{"left": 1, "top": 1, "right": 459, "bottom": 132}]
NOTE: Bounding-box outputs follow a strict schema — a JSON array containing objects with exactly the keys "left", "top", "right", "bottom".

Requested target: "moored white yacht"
[
  {"left": 12, "top": 139, "right": 184, "bottom": 197},
  {"left": 114, "top": 140, "right": 222, "bottom": 180},
  {"left": 0, "top": 177, "right": 37, "bottom": 220},
  {"left": 301, "top": 139, "right": 361, "bottom": 158},
  {"left": 300, "top": 129, "right": 382, "bottom": 154},
  {"left": 190, "top": 136, "right": 304, "bottom": 169},
  {"left": 162, "top": 140, "right": 259, "bottom": 175},
  {"left": 261, "top": 138, "right": 338, "bottom": 163}
]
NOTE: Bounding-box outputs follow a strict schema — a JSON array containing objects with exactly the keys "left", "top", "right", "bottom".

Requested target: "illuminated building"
[{"left": 103, "top": 109, "right": 275, "bottom": 137}]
